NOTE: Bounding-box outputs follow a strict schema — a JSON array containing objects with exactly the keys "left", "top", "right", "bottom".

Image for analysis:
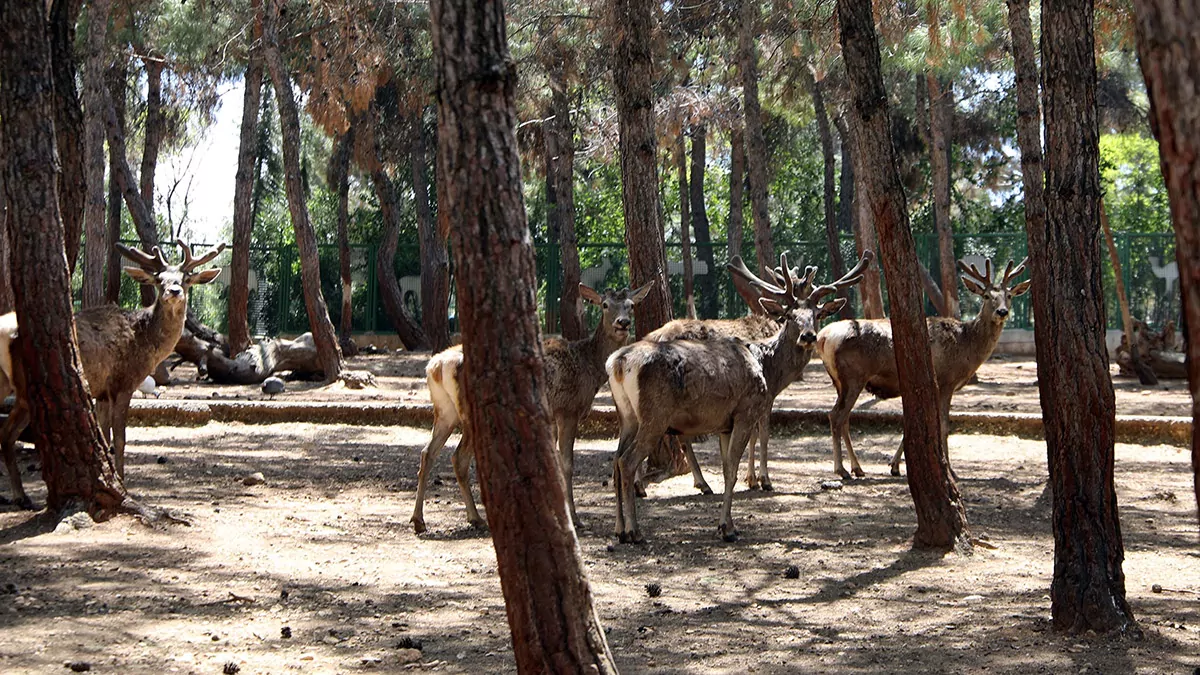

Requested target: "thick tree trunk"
[
  {"left": 927, "top": 74, "right": 959, "bottom": 317},
  {"left": 175, "top": 331, "right": 321, "bottom": 384},
  {"left": 835, "top": 114, "right": 854, "bottom": 236},
  {"left": 1131, "top": 0, "right": 1200, "bottom": 528},
  {"left": 104, "top": 60, "right": 126, "bottom": 305},
  {"left": 430, "top": 0, "right": 618, "bottom": 669},
  {"left": 81, "top": 0, "right": 111, "bottom": 309},
  {"left": 839, "top": 113, "right": 886, "bottom": 319},
  {"left": 612, "top": 0, "right": 672, "bottom": 337},
  {"left": 690, "top": 125, "right": 717, "bottom": 319},
  {"left": 139, "top": 58, "right": 165, "bottom": 210},
  {"left": 330, "top": 128, "right": 358, "bottom": 356},
  {"left": 838, "top": 0, "right": 970, "bottom": 551},
  {"left": 676, "top": 133, "right": 696, "bottom": 319},
  {"left": 50, "top": 0, "right": 86, "bottom": 274},
  {"left": 1102, "top": 200, "right": 1157, "bottom": 384},
  {"left": 1, "top": 0, "right": 126, "bottom": 518},
  {"left": 229, "top": 47, "right": 264, "bottom": 356},
  {"left": 544, "top": 123, "right": 564, "bottom": 333},
  {"left": 261, "top": 0, "right": 342, "bottom": 381},
  {"left": 413, "top": 121, "right": 450, "bottom": 352},
  {"left": 803, "top": 65, "right": 849, "bottom": 316},
  {"left": 740, "top": 0, "right": 774, "bottom": 274},
  {"left": 549, "top": 63, "right": 584, "bottom": 340},
  {"left": 372, "top": 168, "right": 430, "bottom": 351},
  {"left": 1037, "top": 0, "right": 1135, "bottom": 634},
  {"left": 0, "top": 137, "right": 12, "bottom": 314},
  {"left": 728, "top": 120, "right": 746, "bottom": 261},
  {"left": 103, "top": 94, "right": 160, "bottom": 251}
]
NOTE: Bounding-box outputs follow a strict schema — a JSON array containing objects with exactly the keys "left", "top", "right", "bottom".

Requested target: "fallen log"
[{"left": 174, "top": 331, "right": 323, "bottom": 384}]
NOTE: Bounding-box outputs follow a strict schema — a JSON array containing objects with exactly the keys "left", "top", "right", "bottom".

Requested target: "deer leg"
[
  {"left": 111, "top": 392, "right": 133, "bottom": 480},
  {"left": 450, "top": 429, "right": 484, "bottom": 530},
  {"left": 754, "top": 420, "right": 772, "bottom": 491},
  {"left": 718, "top": 425, "right": 753, "bottom": 542},
  {"left": 744, "top": 427, "right": 760, "bottom": 489},
  {"left": 681, "top": 437, "right": 714, "bottom": 495},
  {"left": 1, "top": 399, "right": 32, "bottom": 509},
  {"left": 829, "top": 381, "right": 864, "bottom": 479},
  {"left": 556, "top": 415, "right": 581, "bottom": 525},
  {"left": 410, "top": 407, "right": 460, "bottom": 534},
  {"left": 616, "top": 427, "right": 658, "bottom": 544}
]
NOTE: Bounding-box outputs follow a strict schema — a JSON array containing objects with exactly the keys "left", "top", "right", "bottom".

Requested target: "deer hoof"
[
  {"left": 467, "top": 517, "right": 486, "bottom": 530},
  {"left": 634, "top": 482, "right": 647, "bottom": 499},
  {"left": 410, "top": 517, "right": 427, "bottom": 535},
  {"left": 618, "top": 531, "right": 645, "bottom": 545},
  {"left": 17, "top": 496, "right": 34, "bottom": 511},
  {"left": 852, "top": 468, "right": 865, "bottom": 479},
  {"left": 720, "top": 528, "right": 739, "bottom": 543},
  {"left": 890, "top": 465, "right": 901, "bottom": 477},
  {"left": 760, "top": 478, "right": 773, "bottom": 491},
  {"left": 695, "top": 483, "right": 714, "bottom": 495},
  {"left": 836, "top": 469, "right": 851, "bottom": 480}
]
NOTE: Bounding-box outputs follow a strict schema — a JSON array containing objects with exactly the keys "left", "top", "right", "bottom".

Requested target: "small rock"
[
  {"left": 360, "top": 655, "right": 383, "bottom": 667},
  {"left": 262, "top": 377, "right": 285, "bottom": 395},
  {"left": 65, "top": 662, "right": 91, "bottom": 672},
  {"left": 281, "top": 626, "right": 292, "bottom": 639},
  {"left": 156, "top": 456, "right": 168, "bottom": 464},
  {"left": 645, "top": 583, "right": 662, "bottom": 598},
  {"left": 396, "top": 648, "right": 422, "bottom": 665},
  {"left": 395, "top": 636, "right": 423, "bottom": 651},
  {"left": 963, "top": 595, "right": 985, "bottom": 603},
  {"left": 243, "top": 472, "right": 266, "bottom": 487},
  {"left": 820, "top": 480, "right": 844, "bottom": 491},
  {"left": 1152, "top": 584, "right": 1163, "bottom": 593},
  {"left": 783, "top": 565, "right": 800, "bottom": 580}
]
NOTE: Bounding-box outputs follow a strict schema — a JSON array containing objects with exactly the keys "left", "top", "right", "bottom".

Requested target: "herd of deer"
[
  {"left": 411, "top": 250, "right": 1032, "bottom": 544},
  {"left": 0, "top": 240, "right": 1031, "bottom": 546}
]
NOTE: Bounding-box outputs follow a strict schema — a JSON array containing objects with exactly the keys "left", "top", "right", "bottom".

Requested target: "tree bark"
[
  {"left": 728, "top": 119, "right": 746, "bottom": 261},
  {"left": 413, "top": 119, "right": 450, "bottom": 352},
  {"left": 0, "top": 135, "right": 12, "bottom": 314},
  {"left": 1131, "top": 0, "right": 1200, "bottom": 527},
  {"left": 139, "top": 58, "right": 165, "bottom": 210},
  {"left": 549, "top": 62, "right": 584, "bottom": 340},
  {"left": 1, "top": 0, "right": 126, "bottom": 518},
  {"left": 49, "top": 0, "right": 85, "bottom": 275},
  {"left": 835, "top": 112, "right": 854, "bottom": 236},
  {"left": 1037, "top": 0, "right": 1136, "bottom": 634},
  {"left": 229, "top": 40, "right": 264, "bottom": 356},
  {"left": 612, "top": 0, "right": 672, "bottom": 337},
  {"left": 838, "top": 113, "right": 886, "bottom": 319},
  {"left": 372, "top": 167, "right": 430, "bottom": 351},
  {"left": 927, "top": 74, "right": 959, "bottom": 317},
  {"left": 838, "top": 0, "right": 970, "bottom": 551},
  {"left": 802, "top": 64, "right": 849, "bottom": 316},
  {"left": 1102, "top": 199, "right": 1156, "bottom": 384},
  {"left": 676, "top": 133, "right": 696, "bottom": 319},
  {"left": 330, "top": 128, "right": 358, "bottom": 356},
  {"left": 430, "top": 0, "right": 618, "bottom": 669},
  {"left": 81, "top": 0, "right": 111, "bottom": 309},
  {"left": 104, "top": 59, "right": 126, "bottom": 305},
  {"left": 739, "top": 0, "right": 774, "bottom": 274},
  {"left": 261, "top": 0, "right": 342, "bottom": 381},
  {"left": 690, "top": 125, "right": 717, "bottom": 319}
]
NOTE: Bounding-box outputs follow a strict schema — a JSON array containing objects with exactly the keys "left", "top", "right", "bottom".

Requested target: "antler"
[
  {"left": 728, "top": 253, "right": 802, "bottom": 312},
  {"left": 1003, "top": 257, "right": 1029, "bottom": 287},
  {"left": 957, "top": 257, "right": 994, "bottom": 289},
  {"left": 116, "top": 243, "right": 169, "bottom": 272},
  {"left": 177, "top": 239, "right": 227, "bottom": 272},
  {"left": 808, "top": 250, "right": 875, "bottom": 305}
]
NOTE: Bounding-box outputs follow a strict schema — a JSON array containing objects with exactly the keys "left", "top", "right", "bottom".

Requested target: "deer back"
[{"left": 645, "top": 314, "right": 780, "bottom": 343}]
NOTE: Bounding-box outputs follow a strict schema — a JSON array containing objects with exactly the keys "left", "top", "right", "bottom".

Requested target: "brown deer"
[
  {"left": 0, "top": 241, "right": 224, "bottom": 508},
  {"left": 607, "top": 252, "right": 869, "bottom": 543},
  {"left": 815, "top": 257, "right": 1031, "bottom": 479},
  {"left": 645, "top": 253, "right": 874, "bottom": 493},
  {"left": 411, "top": 282, "right": 652, "bottom": 533}
]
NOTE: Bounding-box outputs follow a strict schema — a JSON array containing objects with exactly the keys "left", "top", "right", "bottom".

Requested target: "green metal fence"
[{"left": 153, "top": 231, "right": 1178, "bottom": 337}]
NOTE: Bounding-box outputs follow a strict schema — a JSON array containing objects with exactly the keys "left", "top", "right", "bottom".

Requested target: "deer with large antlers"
[
  {"left": 815, "top": 257, "right": 1031, "bottom": 479},
  {"left": 607, "top": 252, "right": 872, "bottom": 543},
  {"left": 0, "top": 240, "right": 224, "bottom": 508},
  {"left": 644, "top": 252, "right": 876, "bottom": 493}
]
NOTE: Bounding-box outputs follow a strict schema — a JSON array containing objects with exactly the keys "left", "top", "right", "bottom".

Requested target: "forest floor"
[{"left": 0, "top": 352, "right": 1196, "bottom": 674}]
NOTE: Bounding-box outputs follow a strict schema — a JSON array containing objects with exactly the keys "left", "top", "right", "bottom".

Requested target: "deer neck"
[
  {"left": 961, "top": 309, "right": 1006, "bottom": 368},
  {"left": 577, "top": 320, "right": 626, "bottom": 371},
  {"left": 754, "top": 323, "right": 806, "bottom": 398},
  {"left": 147, "top": 298, "right": 189, "bottom": 357}
]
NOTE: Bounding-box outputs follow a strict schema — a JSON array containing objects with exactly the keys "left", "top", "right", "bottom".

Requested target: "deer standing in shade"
[
  {"left": 815, "top": 257, "right": 1031, "bottom": 479},
  {"left": 0, "top": 241, "right": 224, "bottom": 508}
]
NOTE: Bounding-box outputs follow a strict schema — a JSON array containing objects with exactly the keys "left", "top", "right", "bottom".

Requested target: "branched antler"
[
  {"left": 176, "top": 239, "right": 227, "bottom": 272},
  {"left": 116, "top": 243, "right": 169, "bottom": 272},
  {"left": 809, "top": 250, "right": 875, "bottom": 306}
]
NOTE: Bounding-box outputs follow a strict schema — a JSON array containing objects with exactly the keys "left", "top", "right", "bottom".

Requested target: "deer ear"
[
  {"left": 124, "top": 267, "right": 157, "bottom": 285},
  {"left": 189, "top": 268, "right": 222, "bottom": 286},
  {"left": 818, "top": 297, "right": 847, "bottom": 318},
  {"left": 630, "top": 281, "right": 654, "bottom": 304},
  {"left": 1010, "top": 279, "right": 1032, "bottom": 297},
  {"left": 961, "top": 276, "right": 987, "bottom": 296},
  {"left": 578, "top": 284, "right": 603, "bottom": 306},
  {"left": 758, "top": 297, "right": 785, "bottom": 315}
]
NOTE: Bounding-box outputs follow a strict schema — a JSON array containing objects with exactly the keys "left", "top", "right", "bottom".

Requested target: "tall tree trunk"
[
  {"left": 229, "top": 42, "right": 264, "bottom": 356},
  {"left": 544, "top": 113, "right": 564, "bottom": 334},
  {"left": 330, "top": 128, "right": 357, "bottom": 356},
  {"left": 50, "top": 0, "right": 85, "bottom": 274},
  {"left": 139, "top": 58, "right": 165, "bottom": 210},
  {"left": 0, "top": 136, "right": 12, "bottom": 314},
  {"left": 1102, "top": 199, "right": 1156, "bottom": 384},
  {"left": 261, "top": 0, "right": 343, "bottom": 381},
  {"left": 802, "top": 64, "right": 849, "bottom": 316},
  {"left": 839, "top": 113, "right": 886, "bottom": 319},
  {"left": 676, "top": 133, "right": 696, "bottom": 318},
  {"left": 372, "top": 167, "right": 430, "bottom": 351},
  {"left": 104, "top": 59, "right": 126, "bottom": 305},
  {"left": 1, "top": 0, "right": 126, "bottom": 518},
  {"left": 549, "top": 62, "right": 584, "bottom": 340},
  {"left": 103, "top": 91, "right": 160, "bottom": 256},
  {"left": 690, "top": 125, "right": 717, "bottom": 319},
  {"left": 838, "top": 0, "right": 970, "bottom": 551},
  {"left": 728, "top": 120, "right": 746, "bottom": 261},
  {"left": 927, "top": 73, "right": 958, "bottom": 317},
  {"left": 413, "top": 121, "right": 449, "bottom": 351},
  {"left": 739, "top": 0, "right": 774, "bottom": 274},
  {"left": 1132, "top": 0, "right": 1200, "bottom": 524},
  {"left": 612, "top": 0, "right": 672, "bottom": 337},
  {"left": 835, "top": 113, "right": 854, "bottom": 236},
  {"left": 430, "top": 0, "right": 618, "bottom": 669},
  {"left": 81, "top": 0, "right": 111, "bottom": 309},
  {"left": 1038, "top": 0, "right": 1135, "bottom": 634}
]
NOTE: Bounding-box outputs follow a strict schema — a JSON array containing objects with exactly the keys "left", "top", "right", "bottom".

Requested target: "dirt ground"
[{"left": 0, "top": 352, "right": 1196, "bottom": 674}]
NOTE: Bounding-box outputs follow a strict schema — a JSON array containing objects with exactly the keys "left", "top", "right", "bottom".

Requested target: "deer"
[
  {"left": 815, "top": 257, "right": 1031, "bottom": 479},
  {"left": 606, "top": 252, "right": 870, "bottom": 543},
  {"left": 410, "top": 282, "right": 653, "bottom": 533},
  {"left": 0, "top": 240, "right": 224, "bottom": 508},
  {"left": 644, "top": 253, "right": 875, "bottom": 493}
]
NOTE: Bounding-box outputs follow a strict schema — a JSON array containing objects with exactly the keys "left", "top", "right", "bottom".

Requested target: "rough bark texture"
[
  {"left": 676, "top": 133, "right": 696, "bottom": 319},
  {"left": 690, "top": 125, "right": 717, "bottom": 319},
  {"left": 430, "top": 0, "right": 618, "bottom": 670},
  {"left": 0, "top": 136, "right": 13, "bottom": 314},
  {"left": 838, "top": 0, "right": 970, "bottom": 551},
  {"left": 372, "top": 168, "right": 430, "bottom": 351},
  {"left": 175, "top": 331, "right": 321, "bottom": 384},
  {"left": 739, "top": 0, "right": 774, "bottom": 274},
  {"left": 1131, "top": 0, "right": 1200, "bottom": 527},
  {"left": 803, "top": 66, "right": 849, "bottom": 316},
  {"left": 413, "top": 121, "right": 450, "bottom": 352},
  {"left": 927, "top": 74, "right": 959, "bottom": 317},
  {"left": 229, "top": 46, "right": 264, "bottom": 356},
  {"left": 549, "top": 63, "right": 584, "bottom": 340},
  {"left": 81, "top": 0, "right": 111, "bottom": 309},
  {"left": 728, "top": 120, "right": 746, "bottom": 261},
  {"left": 50, "top": 0, "right": 86, "bottom": 274},
  {"left": 838, "top": 113, "right": 886, "bottom": 319},
  {"left": 330, "top": 129, "right": 357, "bottom": 356},
  {"left": 261, "top": 0, "right": 342, "bottom": 381},
  {"left": 1038, "top": 0, "right": 1135, "bottom": 634},
  {"left": 1, "top": 0, "right": 126, "bottom": 517},
  {"left": 104, "top": 60, "right": 126, "bottom": 305},
  {"left": 139, "top": 58, "right": 165, "bottom": 210},
  {"left": 612, "top": 0, "right": 672, "bottom": 337},
  {"left": 102, "top": 88, "right": 160, "bottom": 255}
]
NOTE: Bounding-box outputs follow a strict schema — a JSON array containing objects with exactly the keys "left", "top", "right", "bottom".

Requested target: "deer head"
[
  {"left": 728, "top": 250, "right": 874, "bottom": 346},
  {"left": 116, "top": 239, "right": 226, "bottom": 309},
  {"left": 579, "top": 281, "right": 654, "bottom": 342},
  {"left": 958, "top": 257, "right": 1032, "bottom": 325}
]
